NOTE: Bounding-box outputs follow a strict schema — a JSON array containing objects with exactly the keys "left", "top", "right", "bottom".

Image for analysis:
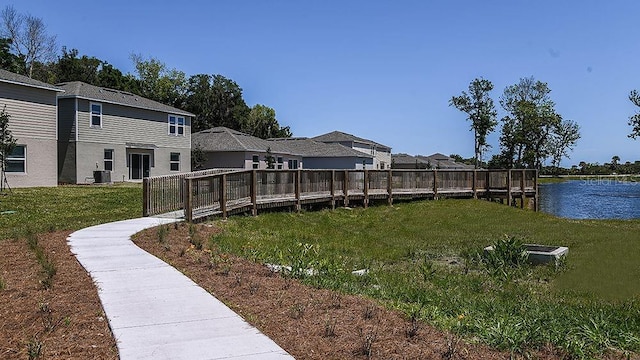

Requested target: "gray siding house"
[
  {"left": 267, "top": 137, "right": 373, "bottom": 169},
  {"left": 312, "top": 131, "right": 392, "bottom": 170},
  {"left": 57, "top": 82, "right": 194, "bottom": 183},
  {"left": 391, "top": 153, "right": 474, "bottom": 169},
  {"left": 192, "top": 127, "right": 303, "bottom": 170},
  {"left": 0, "top": 69, "right": 63, "bottom": 187}
]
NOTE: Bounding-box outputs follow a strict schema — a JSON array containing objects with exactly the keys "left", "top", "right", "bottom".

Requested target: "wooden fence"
[{"left": 143, "top": 168, "right": 538, "bottom": 221}]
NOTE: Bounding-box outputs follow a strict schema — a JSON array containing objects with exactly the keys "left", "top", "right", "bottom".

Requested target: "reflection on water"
[{"left": 539, "top": 179, "right": 640, "bottom": 219}]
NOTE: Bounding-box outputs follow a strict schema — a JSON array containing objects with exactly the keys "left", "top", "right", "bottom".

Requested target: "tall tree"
[
  {"left": 244, "top": 104, "right": 291, "bottom": 139},
  {"left": 0, "top": 106, "right": 17, "bottom": 191},
  {"left": 449, "top": 78, "right": 497, "bottom": 168},
  {"left": 1, "top": 5, "right": 57, "bottom": 78},
  {"left": 499, "top": 77, "right": 562, "bottom": 169},
  {"left": 547, "top": 119, "right": 580, "bottom": 171},
  {"left": 131, "top": 54, "right": 186, "bottom": 107},
  {"left": 53, "top": 47, "right": 101, "bottom": 84},
  {"left": 184, "top": 74, "right": 250, "bottom": 132},
  {"left": 628, "top": 90, "right": 640, "bottom": 139},
  {"left": 0, "top": 37, "right": 25, "bottom": 73}
]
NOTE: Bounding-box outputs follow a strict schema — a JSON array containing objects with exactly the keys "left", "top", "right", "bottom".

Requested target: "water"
[{"left": 538, "top": 179, "right": 640, "bottom": 219}]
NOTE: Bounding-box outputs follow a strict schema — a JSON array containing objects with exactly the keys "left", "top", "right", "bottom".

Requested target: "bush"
[{"left": 482, "top": 236, "right": 528, "bottom": 280}]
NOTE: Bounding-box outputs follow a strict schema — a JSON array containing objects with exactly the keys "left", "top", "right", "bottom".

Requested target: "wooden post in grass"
[
  {"left": 472, "top": 169, "right": 477, "bottom": 199},
  {"left": 220, "top": 173, "right": 227, "bottom": 219},
  {"left": 142, "top": 177, "right": 150, "bottom": 216},
  {"left": 184, "top": 178, "right": 192, "bottom": 222},
  {"left": 343, "top": 170, "right": 349, "bottom": 207},
  {"left": 534, "top": 169, "right": 539, "bottom": 212},
  {"left": 520, "top": 169, "right": 526, "bottom": 209},
  {"left": 330, "top": 170, "right": 336, "bottom": 209},
  {"left": 295, "top": 169, "right": 301, "bottom": 212},
  {"left": 433, "top": 169, "right": 438, "bottom": 199},
  {"left": 387, "top": 169, "right": 393, "bottom": 205},
  {"left": 251, "top": 170, "right": 257, "bottom": 216},
  {"left": 363, "top": 169, "right": 369, "bottom": 208},
  {"left": 507, "top": 169, "right": 512, "bottom": 207}
]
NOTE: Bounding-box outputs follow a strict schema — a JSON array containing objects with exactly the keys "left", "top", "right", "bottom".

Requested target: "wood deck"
[{"left": 143, "top": 169, "right": 538, "bottom": 221}]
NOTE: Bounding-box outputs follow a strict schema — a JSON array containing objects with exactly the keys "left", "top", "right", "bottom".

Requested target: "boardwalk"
[{"left": 144, "top": 169, "right": 538, "bottom": 221}]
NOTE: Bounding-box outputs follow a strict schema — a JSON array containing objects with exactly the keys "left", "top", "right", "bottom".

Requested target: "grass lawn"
[
  {"left": 209, "top": 199, "right": 640, "bottom": 357},
  {"left": 0, "top": 184, "right": 141, "bottom": 239}
]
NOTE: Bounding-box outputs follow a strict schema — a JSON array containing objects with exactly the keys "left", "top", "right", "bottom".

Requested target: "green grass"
[
  {"left": 0, "top": 184, "right": 141, "bottom": 239},
  {"left": 208, "top": 199, "right": 640, "bottom": 357}
]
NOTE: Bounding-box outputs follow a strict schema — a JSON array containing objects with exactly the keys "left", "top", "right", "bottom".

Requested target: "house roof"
[
  {"left": 0, "top": 69, "right": 63, "bottom": 92},
  {"left": 56, "top": 81, "right": 194, "bottom": 117},
  {"left": 268, "top": 137, "right": 374, "bottom": 158},
  {"left": 392, "top": 153, "right": 475, "bottom": 169},
  {"left": 391, "top": 153, "right": 427, "bottom": 165},
  {"left": 192, "top": 127, "right": 301, "bottom": 156},
  {"left": 312, "top": 131, "right": 391, "bottom": 151}
]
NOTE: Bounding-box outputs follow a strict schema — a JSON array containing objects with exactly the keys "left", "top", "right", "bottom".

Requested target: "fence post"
[
  {"left": 520, "top": 169, "right": 526, "bottom": 209},
  {"left": 363, "top": 169, "right": 369, "bottom": 208},
  {"left": 343, "top": 170, "right": 349, "bottom": 207},
  {"left": 507, "top": 169, "right": 512, "bottom": 207},
  {"left": 472, "top": 170, "right": 477, "bottom": 199},
  {"left": 295, "top": 170, "right": 301, "bottom": 212},
  {"left": 142, "top": 177, "right": 149, "bottom": 216},
  {"left": 534, "top": 169, "right": 539, "bottom": 212},
  {"left": 220, "top": 173, "right": 227, "bottom": 219},
  {"left": 251, "top": 170, "right": 257, "bottom": 216},
  {"left": 387, "top": 169, "right": 393, "bottom": 205},
  {"left": 330, "top": 170, "right": 335, "bottom": 210},
  {"left": 184, "top": 178, "right": 192, "bottom": 222},
  {"left": 433, "top": 169, "right": 438, "bottom": 199}
]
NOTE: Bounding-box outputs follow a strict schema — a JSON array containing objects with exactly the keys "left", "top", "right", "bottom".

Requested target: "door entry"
[{"left": 130, "top": 153, "right": 150, "bottom": 179}]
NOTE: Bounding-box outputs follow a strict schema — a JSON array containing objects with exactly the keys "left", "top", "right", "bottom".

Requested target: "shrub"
[{"left": 482, "top": 236, "right": 528, "bottom": 280}]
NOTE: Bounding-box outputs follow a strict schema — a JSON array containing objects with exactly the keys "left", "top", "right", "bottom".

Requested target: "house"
[
  {"left": 192, "top": 127, "right": 303, "bottom": 170},
  {"left": 56, "top": 81, "right": 194, "bottom": 183},
  {"left": 312, "top": 131, "right": 392, "bottom": 170},
  {"left": 0, "top": 69, "right": 63, "bottom": 187},
  {"left": 268, "top": 137, "right": 374, "bottom": 169},
  {"left": 391, "top": 153, "right": 430, "bottom": 169},
  {"left": 391, "top": 152, "right": 474, "bottom": 169}
]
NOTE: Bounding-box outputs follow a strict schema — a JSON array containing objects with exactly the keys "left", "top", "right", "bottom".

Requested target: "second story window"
[
  {"left": 168, "top": 115, "right": 185, "bottom": 136},
  {"left": 252, "top": 155, "right": 259, "bottom": 169},
  {"left": 277, "top": 157, "right": 283, "bottom": 169},
  {"left": 90, "top": 102, "right": 102, "bottom": 128}
]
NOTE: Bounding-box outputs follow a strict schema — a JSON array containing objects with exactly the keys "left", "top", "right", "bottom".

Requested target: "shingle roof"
[
  {"left": 312, "top": 131, "right": 391, "bottom": 151},
  {"left": 56, "top": 81, "right": 194, "bottom": 117},
  {"left": 391, "top": 153, "right": 427, "bottom": 165},
  {"left": 268, "top": 137, "right": 374, "bottom": 158},
  {"left": 0, "top": 69, "right": 63, "bottom": 92},
  {"left": 192, "top": 127, "right": 301, "bottom": 155}
]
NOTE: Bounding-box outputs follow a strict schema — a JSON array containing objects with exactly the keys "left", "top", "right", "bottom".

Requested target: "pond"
[{"left": 538, "top": 179, "right": 640, "bottom": 219}]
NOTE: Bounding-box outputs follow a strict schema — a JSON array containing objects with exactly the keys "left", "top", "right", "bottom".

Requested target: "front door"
[{"left": 130, "top": 153, "right": 150, "bottom": 179}]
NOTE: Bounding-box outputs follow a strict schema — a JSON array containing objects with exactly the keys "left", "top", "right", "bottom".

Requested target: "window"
[
  {"left": 168, "top": 115, "right": 185, "bottom": 136},
  {"left": 104, "top": 149, "right": 114, "bottom": 171},
  {"left": 292, "top": 160, "right": 298, "bottom": 169},
  {"left": 252, "top": 155, "right": 259, "bottom": 169},
  {"left": 277, "top": 157, "right": 283, "bottom": 170},
  {"left": 6, "top": 145, "right": 26, "bottom": 173},
  {"left": 170, "top": 152, "right": 180, "bottom": 171},
  {"left": 90, "top": 102, "right": 102, "bottom": 127}
]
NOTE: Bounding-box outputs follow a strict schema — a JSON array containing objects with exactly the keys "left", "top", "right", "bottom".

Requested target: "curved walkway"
[{"left": 67, "top": 216, "right": 294, "bottom": 360}]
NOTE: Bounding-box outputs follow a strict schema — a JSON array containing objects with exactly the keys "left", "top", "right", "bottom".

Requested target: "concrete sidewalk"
[{"left": 68, "top": 216, "right": 294, "bottom": 360}]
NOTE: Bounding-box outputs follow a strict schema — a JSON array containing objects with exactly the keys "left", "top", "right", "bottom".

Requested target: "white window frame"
[
  {"left": 90, "top": 102, "right": 102, "bottom": 128},
  {"left": 168, "top": 115, "right": 185, "bottom": 136},
  {"left": 277, "top": 157, "right": 283, "bottom": 170},
  {"left": 104, "top": 149, "right": 114, "bottom": 171},
  {"left": 170, "top": 152, "right": 180, "bottom": 172},
  {"left": 252, "top": 154, "right": 259, "bottom": 169},
  {"left": 6, "top": 144, "right": 26, "bottom": 173}
]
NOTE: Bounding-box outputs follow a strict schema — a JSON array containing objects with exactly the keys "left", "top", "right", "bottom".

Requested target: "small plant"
[
  {"left": 363, "top": 304, "right": 376, "bottom": 320},
  {"left": 234, "top": 274, "right": 243, "bottom": 287},
  {"left": 356, "top": 327, "right": 377, "bottom": 359},
  {"left": 26, "top": 337, "right": 43, "bottom": 360},
  {"left": 25, "top": 231, "right": 57, "bottom": 289},
  {"left": 157, "top": 224, "right": 168, "bottom": 244},
  {"left": 405, "top": 304, "right": 423, "bottom": 339},
  {"left": 482, "top": 235, "right": 529, "bottom": 281},
  {"left": 189, "top": 224, "right": 203, "bottom": 250},
  {"left": 39, "top": 301, "right": 55, "bottom": 331},
  {"left": 418, "top": 258, "right": 435, "bottom": 281},
  {"left": 323, "top": 315, "right": 337, "bottom": 337},
  {"left": 249, "top": 282, "right": 260, "bottom": 295},
  {"left": 442, "top": 334, "right": 462, "bottom": 360},
  {"left": 328, "top": 292, "right": 342, "bottom": 309},
  {"left": 289, "top": 302, "right": 305, "bottom": 319}
]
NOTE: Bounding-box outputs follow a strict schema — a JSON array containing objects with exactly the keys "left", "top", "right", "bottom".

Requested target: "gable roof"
[
  {"left": 0, "top": 69, "right": 63, "bottom": 92},
  {"left": 192, "top": 127, "right": 301, "bottom": 155},
  {"left": 312, "top": 130, "right": 391, "bottom": 151},
  {"left": 391, "top": 153, "right": 427, "bottom": 165},
  {"left": 56, "top": 81, "right": 194, "bottom": 117},
  {"left": 268, "top": 137, "right": 374, "bottom": 158}
]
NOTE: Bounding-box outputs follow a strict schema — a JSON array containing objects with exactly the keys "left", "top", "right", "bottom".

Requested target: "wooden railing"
[{"left": 142, "top": 168, "right": 537, "bottom": 220}]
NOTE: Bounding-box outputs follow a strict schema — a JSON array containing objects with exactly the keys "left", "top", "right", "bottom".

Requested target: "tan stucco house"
[
  {"left": 57, "top": 81, "right": 194, "bottom": 183},
  {"left": 0, "top": 69, "right": 63, "bottom": 187}
]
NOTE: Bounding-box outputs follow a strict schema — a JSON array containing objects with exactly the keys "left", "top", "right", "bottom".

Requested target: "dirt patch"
[
  {"left": 132, "top": 223, "right": 571, "bottom": 360},
  {"left": 0, "top": 231, "right": 117, "bottom": 360}
]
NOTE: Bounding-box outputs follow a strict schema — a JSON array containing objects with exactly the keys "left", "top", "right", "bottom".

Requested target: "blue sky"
[{"left": 10, "top": 0, "right": 640, "bottom": 166}]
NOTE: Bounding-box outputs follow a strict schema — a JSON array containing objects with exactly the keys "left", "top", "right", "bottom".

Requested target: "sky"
[{"left": 7, "top": 0, "right": 640, "bottom": 166}]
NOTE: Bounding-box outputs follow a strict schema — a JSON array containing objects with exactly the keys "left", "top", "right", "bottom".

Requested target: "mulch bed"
[
  {"left": 0, "top": 231, "right": 117, "bottom": 360},
  {"left": 132, "top": 222, "right": 566, "bottom": 360}
]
